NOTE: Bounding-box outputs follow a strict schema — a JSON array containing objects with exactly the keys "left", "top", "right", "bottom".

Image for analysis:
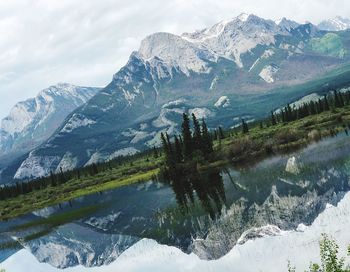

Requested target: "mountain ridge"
[
  {"left": 5, "top": 13, "right": 350, "bottom": 181},
  {"left": 0, "top": 83, "right": 100, "bottom": 157}
]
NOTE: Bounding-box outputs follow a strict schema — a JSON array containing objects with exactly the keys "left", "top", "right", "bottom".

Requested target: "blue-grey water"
[{"left": 1, "top": 133, "right": 350, "bottom": 269}]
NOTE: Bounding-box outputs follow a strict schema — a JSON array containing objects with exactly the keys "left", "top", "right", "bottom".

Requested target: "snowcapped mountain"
[
  {"left": 0, "top": 83, "right": 100, "bottom": 156},
  {"left": 318, "top": 16, "right": 350, "bottom": 31},
  {"left": 9, "top": 13, "right": 350, "bottom": 180}
]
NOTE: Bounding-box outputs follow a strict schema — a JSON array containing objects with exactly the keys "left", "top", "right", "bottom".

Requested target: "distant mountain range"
[
  {"left": 0, "top": 83, "right": 100, "bottom": 155},
  {"left": 2, "top": 13, "right": 350, "bottom": 182},
  {"left": 318, "top": 16, "right": 350, "bottom": 31}
]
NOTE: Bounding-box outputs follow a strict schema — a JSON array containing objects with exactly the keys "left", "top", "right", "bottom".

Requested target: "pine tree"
[
  {"left": 192, "top": 113, "right": 202, "bottom": 150},
  {"left": 160, "top": 132, "right": 169, "bottom": 160},
  {"left": 339, "top": 92, "right": 345, "bottom": 107},
  {"left": 201, "top": 119, "right": 213, "bottom": 155},
  {"left": 153, "top": 146, "right": 158, "bottom": 158},
  {"left": 218, "top": 126, "right": 225, "bottom": 139},
  {"left": 174, "top": 135, "right": 183, "bottom": 163},
  {"left": 242, "top": 119, "right": 249, "bottom": 134},
  {"left": 271, "top": 111, "right": 277, "bottom": 125},
  {"left": 324, "top": 94, "right": 330, "bottom": 111},
  {"left": 334, "top": 90, "right": 342, "bottom": 108},
  {"left": 182, "top": 113, "right": 192, "bottom": 159}
]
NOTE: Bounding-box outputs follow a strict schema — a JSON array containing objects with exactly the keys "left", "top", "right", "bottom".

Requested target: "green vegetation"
[
  {"left": 1, "top": 89, "right": 350, "bottom": 221},
  {"left": 0, "top": 155, "right": 161, "bottom": 220},
  {"left": 288, "top": 234, "right": 350, "bottom": 272},
  {"left": 217, "top": 90, "right": 350, "bottom": 165},
  {"left": 309, "top": 33, "right": 347, "bottom": 58}
]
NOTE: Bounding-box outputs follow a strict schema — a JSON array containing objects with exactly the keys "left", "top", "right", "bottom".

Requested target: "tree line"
[
  {"left": 161, "top": 113, "right": 214, "bottom": 168},
  {"left": 271, "top": 90, "right": 350, "bottom": 125},
  {"left": 0, "top": 148, "right": 157, "bottom": 201}
]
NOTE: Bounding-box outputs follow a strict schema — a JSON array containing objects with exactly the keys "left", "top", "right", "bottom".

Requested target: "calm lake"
[{"left": 1, "top": 133, "right": 350, "bottom": 271}]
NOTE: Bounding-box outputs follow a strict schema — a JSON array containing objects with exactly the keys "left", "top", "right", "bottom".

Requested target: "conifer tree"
[
  {"left": 334, "top": 90, "right": 342, "bottom": 108},
  {"left": 201, "top": 119, "right": 213, "bottom": 154},
  {"left": 153, "top": 146, "right": 158, "bottom": 158},
  {"left": 271, "top": 111, "right": 277, "bottom": 125},
  {"left": 174, "top": 135, "right": 183, "bottom": 163},
  {"left": 192, "top": 113, "right": 202, "bottom": 150},
  {"left": 324, "top": 94, "right": 330, "bottom": 111},
  {"left": 161, "top": 132, "right": 169, "bottom": 159},
  {"left": 218, "top": 126, "right": 225, "bottom": 139},
  {"left": 182, "top": 113, "right": 192, "bottom": 159},
  {"left": 242, "top": 119, "right": 249, "bottom": 134}
]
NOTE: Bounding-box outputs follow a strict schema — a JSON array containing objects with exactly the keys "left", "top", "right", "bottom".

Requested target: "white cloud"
[{"left": 0, "top": 0, "right": 349, "bottom": 119}]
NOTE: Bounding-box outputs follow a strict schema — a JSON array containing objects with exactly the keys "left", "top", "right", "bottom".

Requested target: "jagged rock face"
[
  {"left": 191, "top": 187, "right": 346, "bottom": 260},
  {"left": 24, "top": 223, "right": 139, "bottom": 269},
  {"left": 0, "top": 83, "right": 100, "bottom": 155},
  {"left": 318, "top": 16, "right": 350, "bottom": 31},
  {"left": 10, "top": 14, "right": 350, "bottom": 179}
]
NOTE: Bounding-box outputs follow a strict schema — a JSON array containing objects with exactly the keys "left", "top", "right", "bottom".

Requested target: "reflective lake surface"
[{"left": 1, "top": 133, "right": 350, "bottom": 270}]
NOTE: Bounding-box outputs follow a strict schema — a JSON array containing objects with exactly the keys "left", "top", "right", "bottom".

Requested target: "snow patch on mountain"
[
  {"left": 139, "top": 32, "right": 213, "bottom": 76},
  {"left": 152, "top": 108, "right": 184, "bottom": 128},
  {"left": 55, "top": 152, "right": 78, "bottom": 173},
  {"left": 249, "top": 49, "right": 275, "bottom": 72},
  {"left": 209, "top": 76, "right": 219, "bottom": 90},
  {"left": 84, "top": 152, "right": 105, "bottom": 166},
  {"left": 259, "top": 65, "right": 279, "bottom": 83},
  {"left": 285, "top": 156, "right": 301, "bottom": 175},
  {"left": 162, "top": 99, "right": 187, "bottom": 109},
  {"left": 61, "top": 114, "right": 96, "bottom": 133},
  {"left": 189, "top": 108, "right": 213, "bottom": 119},
  {"left": 214, "top": 96, "right": 231, "bottom": 108},
  {"left": 139, "top": 13, "right": 288, "bottom": 73},
  {"left": 14, "top": 152, "right": 60, "bottom": 179},
  {"left": 108, "top": 148, "right": 139, "bottom": 160},
  {"left": 0, "top": 83, "right": 99, "bottom": 154},
  {"left": 318, "top": 16, "right": 350, "bottom": 31},
  {"left": 236, "top": 225, "right": 284, "bottom": 245}
]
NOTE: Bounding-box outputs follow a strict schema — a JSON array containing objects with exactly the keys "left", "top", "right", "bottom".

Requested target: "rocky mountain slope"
[
  {"left": 318, "top": 16, "right": 350, "bottom": 31},
  {"left": 0, "top": 83, "right": 100, "bottom": 156},
  {"left": 9, "top": 14, "right": 350, "bottom": 180}
]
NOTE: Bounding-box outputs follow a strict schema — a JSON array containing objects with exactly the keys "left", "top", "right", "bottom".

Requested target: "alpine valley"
[{"left": 2, "top": 13, "right": 350, "bottom": 182}]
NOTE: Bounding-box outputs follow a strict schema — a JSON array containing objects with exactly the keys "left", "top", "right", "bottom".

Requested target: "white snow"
[
  {"left": 275, "top": 93, "right": 322, "bottom": 114},
  {"left": 292, "top": 93, "right": 322, "bottom": 108},
  {"left": 318, "top": 16, "right": 350, "bottom": 31},
  {"left": 0, "top": 83, "right": 99, "bottom": 153},
  {"left": 84, "top": 152, "right": 105, "bottom": 166},
  {"left": 285, "top": 156, "right": 300, "bottom": 174},
  {"left": 214, "top": 96, "right": 231, "bottom": 108},
  {"left": 237, "top": 13, "right": 250, "bottom": 22},
  {"left": 139, "top": 13, "right": 286, "bottom": 73},
  {"left": 61, "top": 114, "right": 96, "bottom": 133},
  {"left": 152, "top": 108, "right": 184, "bottom": 128},
  {"left": 188, "top": 108, "right": 213, "bottom": 119},
  {"left": 14, "top": 152, "right": 61, "bottom": 179},
  {"left": 162, "top": 99, "right": 187, "bottom": 109},
  {"left": 108, "top": 148, "right": 139, "bottom": 160},
  {"left": 3, "top": 191, "right": 350, "bottom": 272},
  {"left": 55, "top": 152, "right": 78, "bottom": 173},
  {"left": 249, "top": 49, "right": 275, "bottom": 72},
  {"left": 209, "top": 76, "right": 219, "bottom": 90},
  {"left": 259, "top": 65, "right": 279, "bottom": 83}
]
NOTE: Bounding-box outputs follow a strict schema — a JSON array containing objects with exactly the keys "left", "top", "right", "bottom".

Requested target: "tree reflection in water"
[{"left": 163, "top": 163, "right": 226, "bottom": 219}]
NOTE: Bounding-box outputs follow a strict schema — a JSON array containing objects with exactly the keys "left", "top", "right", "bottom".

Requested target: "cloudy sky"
[{"left": 0, "top": 0, "right": 349, "bottom": 119}]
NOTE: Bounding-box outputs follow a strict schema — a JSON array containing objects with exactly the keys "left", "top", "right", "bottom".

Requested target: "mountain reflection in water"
[{"left": 0, "top": 133, "right": 350, "bottom": 268}]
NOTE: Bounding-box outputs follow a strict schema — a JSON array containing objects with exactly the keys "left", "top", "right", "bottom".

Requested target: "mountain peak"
[
  {"left": 0, "top": 84, "right": 100, "bottom": 155},
  {"left": 237, "top": 13, "right": 250, "bottom": 22},
  {"left": 318, "top": 16, "right": 350, "bottom": 31}
]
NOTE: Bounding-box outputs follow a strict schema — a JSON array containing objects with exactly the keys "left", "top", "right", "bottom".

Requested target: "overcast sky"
[{"left": 1, "top": 0, "right": 350, "bottom": 119}]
